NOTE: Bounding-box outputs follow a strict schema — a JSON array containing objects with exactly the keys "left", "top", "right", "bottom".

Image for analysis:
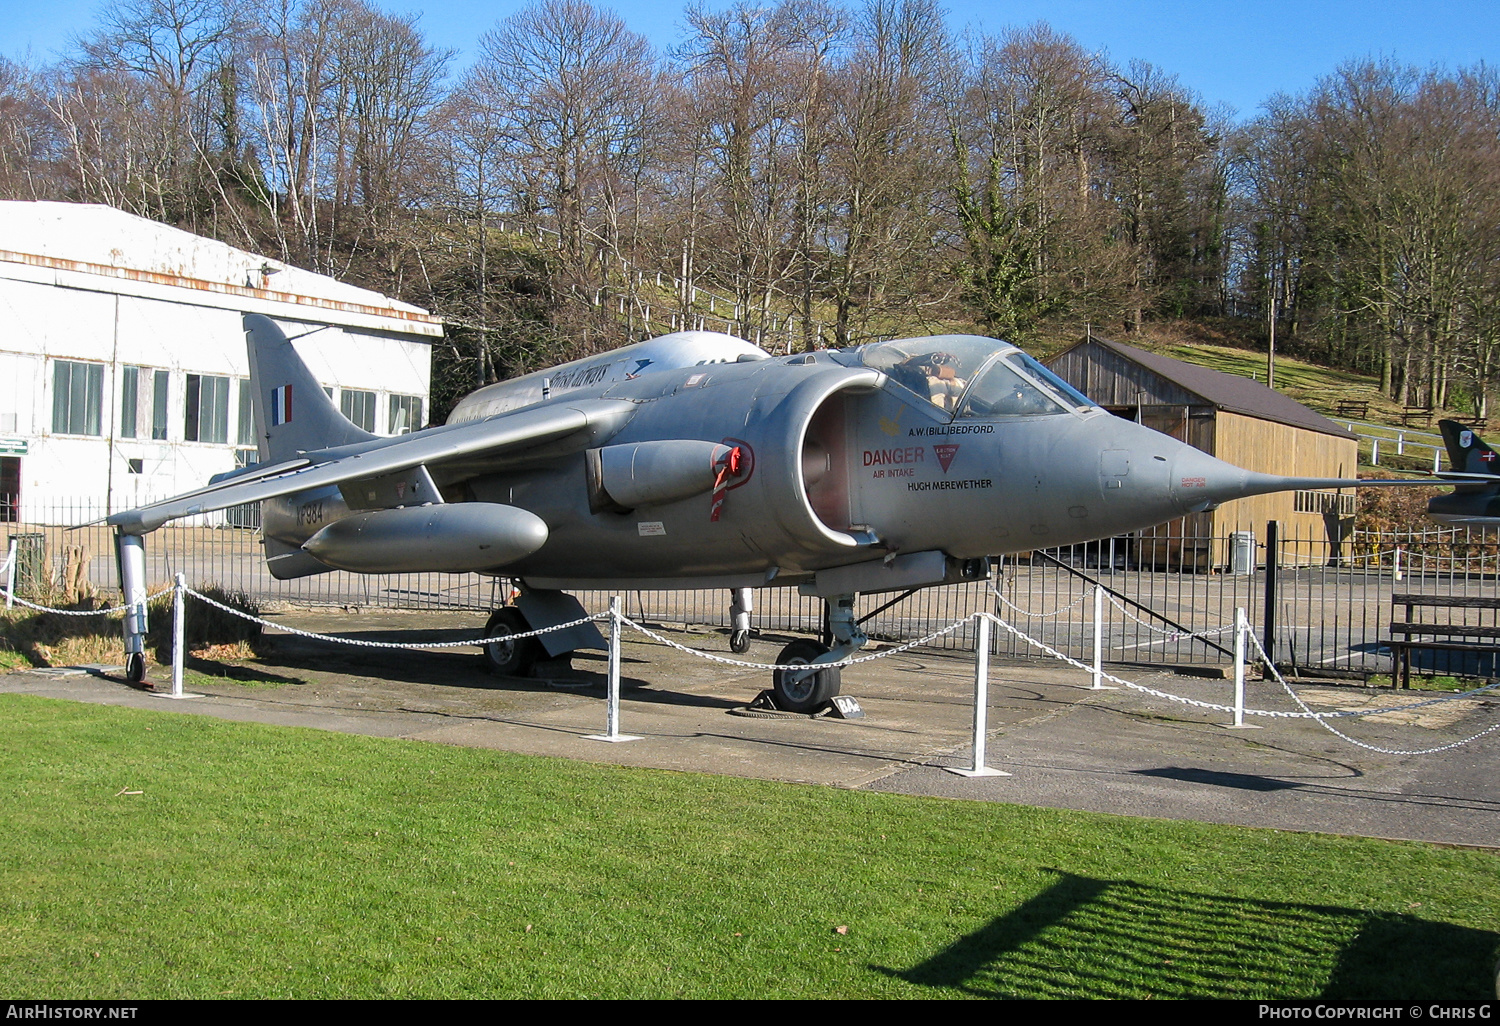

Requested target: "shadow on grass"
[{"left": 881, "top": 871, "right": 1497, "bottom": 999}]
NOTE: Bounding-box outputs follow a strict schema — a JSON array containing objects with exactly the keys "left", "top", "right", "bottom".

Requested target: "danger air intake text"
[
  {"left": 864, "top": 447, "right": 925, "bottom": 478},
  {"left": 864, "top": 447, "right": 925, "bottom": 466}
]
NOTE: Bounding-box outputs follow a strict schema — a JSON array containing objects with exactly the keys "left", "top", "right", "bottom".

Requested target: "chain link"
[
  {"left": 617, "top": 612, "right": 970, "bottom": 670},
  {"left": 48, "top": 585, "right": 1494, "bottom": 755},
  {"left": 185, "top": 586, "right": 607, "bottom": 649},
  {"left": 986, "top": 580, "right": 1089, "bottom": 619},
  {"left": 0, "top": 586, "right": 174, "bottom": 616},
  {"left": 1102, "top": 592, "right": 1235, "bottom": 638},
  {"left": 980, "top": 611, "right": 1500, "bottom": 722},
  {"left": 1248, "top": 632, "right": 1500, "bottom": 754}
]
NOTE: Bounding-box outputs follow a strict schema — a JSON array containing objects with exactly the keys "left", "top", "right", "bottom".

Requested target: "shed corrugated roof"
[{"left": 1052, "top": 335, "right": 1357, "bottom": 441}]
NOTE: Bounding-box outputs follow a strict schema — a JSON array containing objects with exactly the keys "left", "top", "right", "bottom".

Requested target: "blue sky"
[{"left": 5, "top": 0, "right": 1498, "bottom": 122}]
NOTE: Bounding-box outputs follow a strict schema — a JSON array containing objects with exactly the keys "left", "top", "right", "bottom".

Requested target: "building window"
[
  {"left": 1294, "top": 490, "right": 1357, "bottom": 516},
  {"left": 185, "top": 373, "right": 230, "bottom": 444},
  {"left": 120, "top": 366, "right": 170, "bottom": 440},
  {"left": 151, "top": 370, "right": 169, "bottom": 439},
  {"left": 237, "top": 379, "right": 255, "bottom": 446},
  {"left": 52, "top": 360, "right": 104, "bottom": 436},
  {"left": 340, "top": 389, "right": 376, "bottom": 432},
  {"left": 389, "top": 394, "right": 423, "bottom": 434},
  {"left": 120, "top": 366, "right": 139, "bottom": 438}
]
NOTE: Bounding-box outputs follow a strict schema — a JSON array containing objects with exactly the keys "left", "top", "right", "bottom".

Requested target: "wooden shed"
[{"left": 1045, "top": 334, "right": 1359, "bottom": 568}]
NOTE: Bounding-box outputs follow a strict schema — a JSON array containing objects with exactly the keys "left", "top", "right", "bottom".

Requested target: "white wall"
[{"left": 0, "top": 278, "right": 433, "bottom": 522}]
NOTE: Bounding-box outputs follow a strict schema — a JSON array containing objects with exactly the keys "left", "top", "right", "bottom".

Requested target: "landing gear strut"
[
  {"left": 729, "top": 587, "right": 753, "bottom": 654},
  {"left": 117, "top": 531, "right": 149, "bottom": 686},
  {"left": 769, "top": 593, "right": 865, "bottom": 713}
]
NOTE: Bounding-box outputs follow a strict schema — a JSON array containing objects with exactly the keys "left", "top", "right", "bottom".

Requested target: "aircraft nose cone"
[{"left": 1168, "top": 444, "right": 1252, "bottom": 511}]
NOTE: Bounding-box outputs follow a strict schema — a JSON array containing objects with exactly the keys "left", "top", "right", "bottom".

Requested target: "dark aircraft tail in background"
[{"left": 1428, "top": 420, "right": 1500, "bottom": 525}]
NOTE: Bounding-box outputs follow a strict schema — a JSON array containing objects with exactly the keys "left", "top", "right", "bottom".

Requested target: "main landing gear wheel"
[
  {"left": 730, "top": 629, "right": 751, "bottom": 654},
  {"left": 772, "top": 639, "right": 842, "bottom": 713},
  {"left": 482, "top": 607, "right": 540, "bottom": 678},
  {"left": 125, "top": 652, "right": 146, "bottom": 686}
]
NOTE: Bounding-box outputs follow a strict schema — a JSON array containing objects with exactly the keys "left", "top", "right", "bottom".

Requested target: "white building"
[{"left": 0, "top": 201, "right": 443, "bottom": 521}]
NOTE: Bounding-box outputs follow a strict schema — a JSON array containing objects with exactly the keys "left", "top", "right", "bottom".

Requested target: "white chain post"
[
  {"left": 155, "top": 573, "right": 203, "bottom": 701},
  {"left": 586, "top": 597, "right": 640, "bottom": 743},
  {"left": 4, "top": 538, "right": 15, "bottom": 608},
  {"left": 171, "top": 573, "right": 185, "bottom": 697},
  {"left": 947, "top": 613, "right": 1010, "bottom": 777},
  {"left": 1089, "top": 585, "right": 1118, "bottom": 690},
  {"left": 1224, "top": 607, "right": 1258, "bottom": 729}
]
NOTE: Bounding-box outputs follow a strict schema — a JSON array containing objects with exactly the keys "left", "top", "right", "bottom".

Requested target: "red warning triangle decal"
[{"left": 933, "top": 444, "right": 960, "bottom": 473}]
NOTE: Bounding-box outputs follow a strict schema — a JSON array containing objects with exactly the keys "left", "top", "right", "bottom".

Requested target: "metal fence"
[{"left": 8, "top": 500, "right": 1498, "bottom": 681}]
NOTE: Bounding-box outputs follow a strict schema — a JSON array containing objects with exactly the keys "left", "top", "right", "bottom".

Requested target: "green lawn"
[{"left": 1, "top": 694, "right": 1495, "bottom": 999}]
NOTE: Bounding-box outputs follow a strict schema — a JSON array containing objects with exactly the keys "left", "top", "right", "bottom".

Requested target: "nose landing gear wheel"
[
  {"left": 482, "top": 607, "right": 540, "bottom": 677},
  {"left": 772, "top": 638, "right": 842, "bottom": 713},
  {"left": 125, "top": 652, "right": 146, "bottom": 686}
]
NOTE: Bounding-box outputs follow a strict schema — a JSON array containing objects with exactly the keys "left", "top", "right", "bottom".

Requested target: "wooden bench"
[
  {"left": 1401, "top": 406, "right": 1433, "bottom": 427},
  {"left": 1334, "top": 400, "right": 1369, "bottom": 419},
  {"left": 1385, "top": 593, "right": 1500, "bottom": 688}
]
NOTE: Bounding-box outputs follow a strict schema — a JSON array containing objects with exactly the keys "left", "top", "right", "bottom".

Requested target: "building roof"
[
  {"left": 1049, "top": 335, "right": 1357, "bottom": 441},
  {"left": 0, "top": 201, "right": 442, "bottom": 339}
]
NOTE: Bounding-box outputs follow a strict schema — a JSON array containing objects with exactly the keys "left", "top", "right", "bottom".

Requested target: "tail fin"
[
  {"left": 245, "top": 314, "right": 375, "bottom": 463},
  {"left": 1438, "top": 419, "right": 1500, "bottom": 477}
]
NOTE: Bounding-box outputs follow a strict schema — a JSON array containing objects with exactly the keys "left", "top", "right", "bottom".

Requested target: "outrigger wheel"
[
  {"left": 125, "top": 652, "right": 146, "bottom": 686},
  {"left": 772, "top": 638, "right": 842, "bottom": 713},
  {"left": 482, "top": 607, "right": 540, "bottom": 678},
  {"left": 730, "top": 629, "right": 751, "bottom": 654}
]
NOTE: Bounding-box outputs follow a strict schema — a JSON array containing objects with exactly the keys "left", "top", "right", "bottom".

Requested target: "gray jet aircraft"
[
  {"left": 1427, "top": 420, "right": 1500, "bottom": 525},
  {"left": 109, "top": 315, "right": 1416, "bottom": 710}
]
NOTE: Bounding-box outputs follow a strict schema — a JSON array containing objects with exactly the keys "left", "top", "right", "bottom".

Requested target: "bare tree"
[
  {"left": 820, "top": 0, "right": 953, "bottom": 345},
  {"left": 1110, "top": 61, "right": 1221, "bottom": 330},
  {"left": 72, "top": 0, "right": 246, "bottom": 225},
  {"left": 470, "top": 0, "right": 658, "bottom": 348},
  {"left": 949, "top": 23, "right": 1124, "bottom": 337},
  {"left": 0, "top": 57, "right": 61, "bottom": 201}
]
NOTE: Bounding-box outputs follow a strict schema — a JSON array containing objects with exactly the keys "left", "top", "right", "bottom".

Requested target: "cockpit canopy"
[{"left": 838, "top": 335, "right": 1097, "bottom": 419}]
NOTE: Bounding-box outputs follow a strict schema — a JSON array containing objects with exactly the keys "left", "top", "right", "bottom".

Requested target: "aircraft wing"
[{"left": 108, "top": 398, "right": 635, "bottom": 534}]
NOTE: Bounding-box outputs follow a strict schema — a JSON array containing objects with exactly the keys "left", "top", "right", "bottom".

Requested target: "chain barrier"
[
  {"left": 1247, "top": 632, "right": 1500, "bottom": 755},
  {"left": 616, "top": 612, "right": 970, "bottom": 670},
  {"left": 184, "top": 586, "right": 606, "bottom": 649},
  {"left": 1100, "top": 592, "right": 1235, "bottom": 639},
  {"left": 144, "top": 588, "right": 1500, "bottom": 755},
  {"left": 1400, "top": 551, "right": 1500, "bottom": 569},
  {"left": 1283, "top": 546, "right": 1500, "bottom": 572},
  {"left": 986, "top": 580, "right": 1089, "bottom": 619},
  {"left": 0, "top": 585, "right": 174, "bottom": 616},
  {"left": 979, "top": 610, "right": 1500, "bottom": 725}
]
